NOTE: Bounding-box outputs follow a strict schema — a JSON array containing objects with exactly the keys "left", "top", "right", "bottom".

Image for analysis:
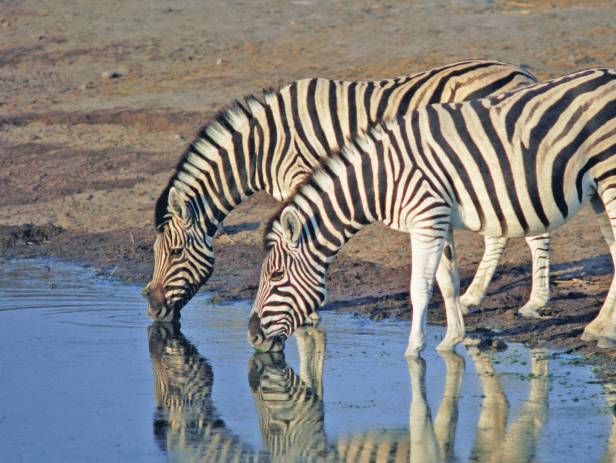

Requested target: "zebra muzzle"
[{"left": 248, "top": 313, "right": 285, "bottom": 352}]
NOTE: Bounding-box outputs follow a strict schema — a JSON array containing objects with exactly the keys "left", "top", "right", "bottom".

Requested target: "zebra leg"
[
  {"left": 582, "top": 195, "right": 616, "bottom": 344},
  {"left": 435, "top": 230, "right": 466, "bottom": 351},
  {"left": 500, "top": 348, "right": 549, "bottom": 462},
  {"left": 406, "top": 233, "right": 446, "bottom": 357},
  {"left": 518, "top": 233, "right": 551, "bottom": 319},
  {"left": 460, "top": 237, "right": 507, "bottom": 314}
]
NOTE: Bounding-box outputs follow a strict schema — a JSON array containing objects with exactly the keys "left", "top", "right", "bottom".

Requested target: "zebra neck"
[
  {"left": 301, "top": 139, "right": 391, "bottom": 261},
  {"left": 178, "top": 104, "right": 275, "bottom": 234}
]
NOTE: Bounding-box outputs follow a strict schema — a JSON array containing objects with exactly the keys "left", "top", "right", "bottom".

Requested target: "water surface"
[{"left": 0, "top": 259, "right": 614, "bottom": 462}]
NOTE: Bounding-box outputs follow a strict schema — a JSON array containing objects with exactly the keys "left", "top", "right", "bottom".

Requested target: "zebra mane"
[
  {"left": 154, "top": 89, "right": 279, "bottom": 231},
  {"left": 262, "top": 123, "right": 386, "bottom": 249}
]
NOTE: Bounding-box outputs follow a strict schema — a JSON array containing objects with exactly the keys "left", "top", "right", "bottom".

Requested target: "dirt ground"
[{"left": 2, "top": 0, "right": 616, "bottom": 372}]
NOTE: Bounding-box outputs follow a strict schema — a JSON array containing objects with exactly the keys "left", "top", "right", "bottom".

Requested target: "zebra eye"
[
  {"left": 170, "top": 247, "right": 183, "bottom": 257},
  {"left": 270, "top": 269, "right": 285, "bottom": 282}
]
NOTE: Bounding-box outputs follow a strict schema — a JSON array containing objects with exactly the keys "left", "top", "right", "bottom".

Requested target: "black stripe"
[
  {"left": 428, "top": 61, "right": 497, "bottom": 103},
  {"left": 347, "top": 82, "right": 358, "bottom": 138},
  {"left": 328, "top": 80, "right": 345, "bottom": 149},
  {"left": 375, "top": 80, "right": 396, "bottom": 121},
  {"left": 363, "top": 83, "right": 375, "bottom": 124},
  {"left": 465, "top": 71, "right": 535, "bottom": 101},
  {"left": 263, "top": 104, "right": 278, "bottom": 192},
  {"left": 477, "top": 101, "right": 529, "bottom": 233},
  {"left": 426, "top": 106, "right": 486, "bottom": 230},
  {"left": 359, "top": 141, "right": 378, "bottom": 220},
  {"left": 290, "top": 82, "right": 321, "bottom": 161},
  {"left": 307, "top": 79, "right": 332, "bottom": 155},
  {"left": 271, "top": 93, "right": 293, "bottom": 189},
  {"left": 450, "top": 105, "right": 508, "bottom": 234}
]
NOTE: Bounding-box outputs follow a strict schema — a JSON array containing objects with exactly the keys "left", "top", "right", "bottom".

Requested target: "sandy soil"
[{"left": 3, "top": 0, "right": 616, "bottom": 370}]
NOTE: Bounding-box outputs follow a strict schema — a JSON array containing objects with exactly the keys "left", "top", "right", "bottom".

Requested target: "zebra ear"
[
  {"left": 168, "top": 186, "right": 191, "bottom": 222},
  {"left": 280, "top": 206, "right": 302, "bottom": 246}
]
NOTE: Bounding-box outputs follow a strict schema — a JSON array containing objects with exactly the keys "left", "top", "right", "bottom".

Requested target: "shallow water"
[{"left": 0, "top": 259, "right": 615, "bottom": 462}]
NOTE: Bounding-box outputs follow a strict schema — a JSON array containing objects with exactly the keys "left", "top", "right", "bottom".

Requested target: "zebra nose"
[
  {"left": 146, "top": 285, "right": 169, "bottom": 320},
  {"left": 248, "top": 313, "right": 266, "bottom": 347}
]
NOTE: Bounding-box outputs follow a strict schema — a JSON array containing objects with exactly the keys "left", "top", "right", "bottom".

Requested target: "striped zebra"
[
  {"left": 247, "top": 67, "right": 616, "bottom": 356},
  {"left": 144, "top": 60, "right": 542, "bottom": 323}
]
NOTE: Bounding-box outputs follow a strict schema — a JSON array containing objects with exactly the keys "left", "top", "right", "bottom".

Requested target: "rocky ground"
[{"left": 2, "top": 0, "right": 616, "bottom": 374}]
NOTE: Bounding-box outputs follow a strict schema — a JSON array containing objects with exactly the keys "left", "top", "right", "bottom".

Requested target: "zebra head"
[
  {"left": 248, "top": 205, "right": 328, "bottom": 353},
  {"left": 144, "top": 185, "right": 215, "bottom": 322}
]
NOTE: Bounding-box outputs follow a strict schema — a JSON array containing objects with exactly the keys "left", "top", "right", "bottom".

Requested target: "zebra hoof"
[
  {"left": 518, "top": 302, "right": 550, "bottom": 319},
  {"left": 460, "top": 293, "right": 482, "bottom": 314},
  {"left": 518, "top": 307, "right": 543, "bottom": 319},
  {"left": 436, "top": 335, "right": 464, "bottom": 352},
  {"left": 404, "top": 342, "right": 425, "bottom": 357},
  {"left": 581, "top": 322, "right": 604, "bottom": 342},
  {"left": 597, "top": 337, "right": 616, "bottom": 349}
]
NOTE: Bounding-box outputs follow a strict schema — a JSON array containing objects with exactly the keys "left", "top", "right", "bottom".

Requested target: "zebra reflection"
[
  {"left": 248, "top": 326, "right": 329, "bottom": 462},
  {"left": 250, "top": 326, "right": 412, "bottom": 461},
  {"left": 251, "top": 332, "right": 555, "bottom": 463},
  {"left": 150, "top": 323, "right": 585, "bottom": 462},
  {"left": 148, "top": 322, "right": 263, "bottom": 461}
]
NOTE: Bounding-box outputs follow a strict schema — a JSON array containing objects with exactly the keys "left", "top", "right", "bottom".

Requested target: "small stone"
[
  {"left": 216, "top": 58, "right": 223, "bottom": 65},
  {"left": 101, "top": 70, "right": 124, "bottom": 80}
]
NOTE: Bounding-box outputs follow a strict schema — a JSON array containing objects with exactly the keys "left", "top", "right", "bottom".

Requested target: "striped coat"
[{"left": 247, "top": 68, "right": 616, "bottom": 355}]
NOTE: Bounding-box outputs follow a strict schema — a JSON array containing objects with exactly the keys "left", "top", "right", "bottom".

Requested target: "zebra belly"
[{"left": 455, "top": 194, "right": 588, "bottom": 238}]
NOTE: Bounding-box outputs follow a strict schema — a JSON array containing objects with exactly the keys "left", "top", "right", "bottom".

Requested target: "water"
[{"left": 0, "top": 259, "right": 614, "bottom": 462}]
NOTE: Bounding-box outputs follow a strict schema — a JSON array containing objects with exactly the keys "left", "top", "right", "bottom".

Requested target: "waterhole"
[{"left": 0, "top": 259, "right": 614, "bottom": 462}]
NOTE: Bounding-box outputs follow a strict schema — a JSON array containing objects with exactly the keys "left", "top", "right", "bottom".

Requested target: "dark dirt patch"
[{"left": 0, "top": 143, "right": 180, "bottom": 206}]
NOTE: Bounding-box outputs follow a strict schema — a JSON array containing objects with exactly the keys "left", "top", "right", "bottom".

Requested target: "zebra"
[
  {"left": 143, "top": 59, "right": 543, "bottom": 323},
  {"left": 247, "top": 67, "right": 616, "bottom": 356}
]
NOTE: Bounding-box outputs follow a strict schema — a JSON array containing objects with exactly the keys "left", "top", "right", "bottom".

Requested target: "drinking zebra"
[
  {"left": 247, "top": 68, "right": 616, "bottom": 355},
  {"left": 144, "top": 60, "right": 542, "bottom": 322}
]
